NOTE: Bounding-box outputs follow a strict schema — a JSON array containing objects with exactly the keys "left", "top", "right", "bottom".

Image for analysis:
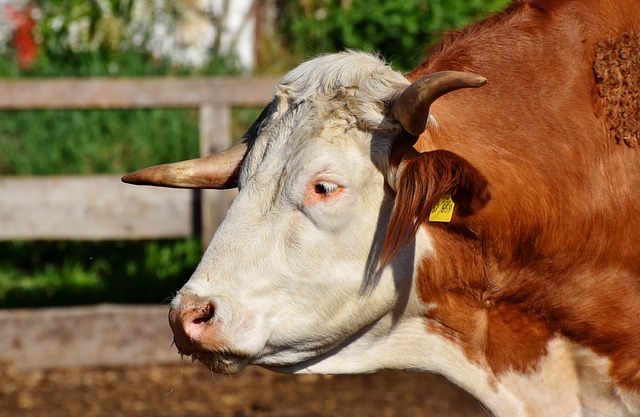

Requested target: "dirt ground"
[{"left": 0, "top": 363, "right": 488, "bottom": 417}]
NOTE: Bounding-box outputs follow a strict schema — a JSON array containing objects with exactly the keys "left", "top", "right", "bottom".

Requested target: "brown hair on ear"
[{"left": 382, "top": 149, "right": 490, "bottom": 264}]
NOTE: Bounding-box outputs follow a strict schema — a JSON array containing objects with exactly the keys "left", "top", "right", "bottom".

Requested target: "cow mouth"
[
  {"left": 188, "top": 351, "right": 251, "bottom": 375},
  {"left": 171, "top": 331, "right": 252, "bottom": 375}
]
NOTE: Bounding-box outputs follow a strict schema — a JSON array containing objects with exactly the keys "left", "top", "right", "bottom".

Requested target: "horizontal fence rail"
[
  {"left": 0, "top": 77, "right": 278, "bottom": 245},
  {"left": 0, "top": 176, "right": 193, "bottom": 240},
  {"left": 0, "top": 78, "right": 277, "bottom": 109}
]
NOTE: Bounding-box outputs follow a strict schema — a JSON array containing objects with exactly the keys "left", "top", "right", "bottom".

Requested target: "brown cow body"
[
  {"left": 399, "top": 0, "right": 640, "bottom": 392},
  {"left": 124, "top": 1, "right": 640, "bottom": 415}
]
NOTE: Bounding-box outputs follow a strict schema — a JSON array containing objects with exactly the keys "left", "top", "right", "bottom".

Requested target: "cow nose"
[{"left": 169, "top": 295, "right": 216, "bottom": 355}]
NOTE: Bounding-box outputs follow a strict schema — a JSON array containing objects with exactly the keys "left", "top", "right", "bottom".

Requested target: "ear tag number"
[{"left": 429, "top": 193, "right": 455, "bottom": 223}]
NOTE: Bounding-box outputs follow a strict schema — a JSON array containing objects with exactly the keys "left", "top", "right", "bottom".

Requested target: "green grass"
[
  {"left": 0, "top": 106, "right": 263, "bottom": 176},
  {"left": 0, "top": 108, "right": 200, "bottom": 175},
  {"left": 0, "top": 240, "right": 201, "bottom": 308}
]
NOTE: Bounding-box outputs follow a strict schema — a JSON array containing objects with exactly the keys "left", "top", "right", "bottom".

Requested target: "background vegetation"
[
  {"left": 0, "top": 0, "right": 509, "bottom": 308},
  {"left": 278, "top": 0, "right": 508, "bottom": 71}
]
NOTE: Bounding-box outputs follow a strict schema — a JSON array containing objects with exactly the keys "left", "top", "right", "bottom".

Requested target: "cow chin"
[{"left": 190, "top": 351, "right": 251, "bottom": 375}]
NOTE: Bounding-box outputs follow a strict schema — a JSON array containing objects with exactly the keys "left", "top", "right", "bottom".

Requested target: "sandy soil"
[{"left": 0, "top": 363, "right": 488, "bottom": 417}]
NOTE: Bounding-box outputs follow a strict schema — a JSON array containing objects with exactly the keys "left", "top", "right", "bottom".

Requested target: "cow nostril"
[
  {"left": 192, "top": 301, "right": 215, "bottom": 325},
  {"left": 169, "top": 296, "right": 217, "bottom": 355}
]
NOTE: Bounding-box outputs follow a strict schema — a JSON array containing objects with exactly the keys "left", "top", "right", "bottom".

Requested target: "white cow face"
[{"left": 170, "top": 55, "right": 420, "bottom": 374}]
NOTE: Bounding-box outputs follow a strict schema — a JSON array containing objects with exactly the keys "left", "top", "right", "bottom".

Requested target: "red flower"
[{"left": 5, "top": 4, "right": 39, "bottom": 68}]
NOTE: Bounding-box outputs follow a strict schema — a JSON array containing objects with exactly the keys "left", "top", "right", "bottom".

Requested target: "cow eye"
[
  {"left": 257, "top": 118, "right": 270, "bottom": 136},
  {"left": 314, "top": 182, "right": 339, "bottom": 195},
  {"left": 302, "top": 179, "right": 344, "bottom": 208}
]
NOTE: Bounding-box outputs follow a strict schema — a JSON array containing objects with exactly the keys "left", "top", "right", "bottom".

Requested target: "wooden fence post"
[{"left": 199, "top": 103, "right": 238, "bottom": 249}]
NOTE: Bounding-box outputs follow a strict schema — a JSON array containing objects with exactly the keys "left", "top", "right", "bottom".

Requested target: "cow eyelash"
[{"left": 314, "top": 182, "right": 339, "bottom": 195}]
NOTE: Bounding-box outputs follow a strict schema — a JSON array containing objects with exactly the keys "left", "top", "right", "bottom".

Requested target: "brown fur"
[
  {"left": 382, "top": 149, "right": 490, "bottom": 264},
  {"left": 389, "top": 0, "right": 640, "bottom": 390}
]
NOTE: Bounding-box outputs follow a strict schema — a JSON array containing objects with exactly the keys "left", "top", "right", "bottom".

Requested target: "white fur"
[
  {"left": 496, "top": 338, "right": 640, "bottom": 417},
  {"left": 175, "top": 52, "right": 413, "bottom": 371}
]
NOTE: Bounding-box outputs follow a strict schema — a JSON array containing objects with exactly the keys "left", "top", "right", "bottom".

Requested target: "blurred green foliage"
[
  {"left": 0, "top": 47, "right": 241, "bottom": 78},
  {"left": 0, "top": 107, "right": 200, "bottom": 175},
  {"left": 278, "top": 0, "right": 509, "bottom": 71},
  {"left": 0, "top": 240, "right": 201, "bottom": 308}
]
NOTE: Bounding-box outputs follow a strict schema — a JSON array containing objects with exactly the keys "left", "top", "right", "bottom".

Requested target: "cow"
[{"left": 122, "top": 0, "right": 640, "bottom": 415}]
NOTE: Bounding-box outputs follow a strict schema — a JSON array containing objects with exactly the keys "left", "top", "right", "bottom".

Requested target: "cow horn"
[
  {"left": 121, "top": 141, "right": 247, "bottom": 189},
  {"left": 392, "top": 71, "right": 487, "bottom": 136},
  {"left": 122, "top": 100, "right": 276, "bottom": 189}
]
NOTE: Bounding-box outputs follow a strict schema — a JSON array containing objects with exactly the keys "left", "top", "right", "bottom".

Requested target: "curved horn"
[
  {"left": 121, "top": 142, "right": 248, "bottom": 189},
  {"left": 122, "top": 100, "right": 275, "bottom": 189},
  {"left": 392, "top": 71, "right": 487, "bottom": 136}
]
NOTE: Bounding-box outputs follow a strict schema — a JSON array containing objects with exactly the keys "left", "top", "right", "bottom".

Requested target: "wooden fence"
[{"left": 0, "top": 77, "right": 278, "bottom": 246}]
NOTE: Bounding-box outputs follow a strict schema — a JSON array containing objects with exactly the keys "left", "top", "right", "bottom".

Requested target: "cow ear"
[{"left": 383, "top": 149, "right": 490, "bottom": 262}]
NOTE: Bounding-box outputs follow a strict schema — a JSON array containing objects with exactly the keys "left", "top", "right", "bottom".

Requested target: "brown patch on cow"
[
  {"left": 593, "top": 32, "right": 640, "bottom": 147},
  {"left": 415, "top": 229, "right": 554, "bottom": 376},
  {"left": 483, "top": 303, "right": 554, "bottom": 375},
  {"left": 382, "top": 149, "right": 490, "bottom": 264}
]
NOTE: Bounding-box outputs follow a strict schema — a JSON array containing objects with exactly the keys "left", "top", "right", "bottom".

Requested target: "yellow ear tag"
[{"left": 429, "top": 193, "right": 455, "bottom": 222}]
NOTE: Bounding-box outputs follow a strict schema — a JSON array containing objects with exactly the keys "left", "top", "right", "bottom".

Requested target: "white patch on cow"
[
  {"left": 178, "top": 119, "right": 416, "bottom": 362},
  {"left": 265, "top": 314, "right": 528, "bottom": 416},
  {"left": 427, "top": 113, "right": 440, "bottom": 131},
  {"left": 172, "top": 52, "right": 432, "bottom": 373},
  {"left": 496, "top": 337, "right": 640, "bottom": 417}
]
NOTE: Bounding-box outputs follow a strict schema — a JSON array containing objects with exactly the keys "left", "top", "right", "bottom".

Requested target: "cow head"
[{"left": 123, "top": 52, "right": 487, "bottom": 375}]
